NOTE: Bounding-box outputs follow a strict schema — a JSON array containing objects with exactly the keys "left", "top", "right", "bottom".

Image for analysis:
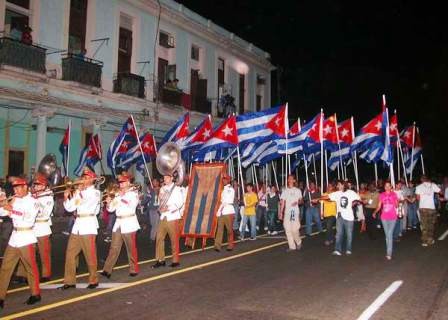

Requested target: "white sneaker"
[
  {"left": 332, "top": 251, "right": 342, "bottom": 256},
  {"left": 267, "top": 231, "right": 271, "bottom": 235},
  {"left": 256, "top": 226, "right": 260, "bottom": 231},
  {"left": 264, "top": 227, "right": 268, "bottom": 231},
  {"left": 271, "top": 231, "right": 278, "bottom": 235},
  {"left": 346, "top": 251, "right": 352, "bottom": 255}
]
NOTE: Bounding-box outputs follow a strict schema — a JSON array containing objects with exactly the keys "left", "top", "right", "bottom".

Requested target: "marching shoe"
[
  {"left": 58, "top": 284, "right": 76, "bottom": 290},
  {"left": 129, "top": 273, "right": 138, "bottom": 277},
  {"left": 25, "top": 295, "right": 41, "bottom": 305},
  {"left": 151, "top": 261, "right": 166, "bottom": 268},
  {"left": 87, "top": 283, "right": 99, "bottom": 289},
  {"left": 100, "top": 271, "right": 111, "bottom": 279},
  {"left": 170, "top": 262, "right": 180, "bottom": 268},
  {"left": 0, "top": 299, "right": 4, "bottom": 309}
]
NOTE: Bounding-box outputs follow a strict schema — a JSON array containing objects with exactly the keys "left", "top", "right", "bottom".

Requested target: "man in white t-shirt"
[
  {"left": 280, "top": 175, "right": 303, "bottom": 251},
  {"left": 415, "top": 175, "right": 441, "bottom": 246},
  {"left": 326, "top": 180, "right": 361, "bottom": 256}
]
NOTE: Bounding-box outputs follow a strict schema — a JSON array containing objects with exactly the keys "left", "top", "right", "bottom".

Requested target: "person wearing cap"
[
  {"left": 31, "top": 173, "right": 54, "bottom": 281},
  {"left": 0, "top": 177, "right": 41, "bottom": 309},
  {"left": 214, "top": 174, "right": 235, "bottom": 252},
  {"left": 16, "top": 173, "right": 55, "bottom": 282},
  {"left": 101, "top": 172, "right": 140, "bottom": 278},
  {"left": 152, "top": 174, "right": 184, "bottom": 268},
  {"left": 59, "top": 168, "right": 100, "bottom": 290}
]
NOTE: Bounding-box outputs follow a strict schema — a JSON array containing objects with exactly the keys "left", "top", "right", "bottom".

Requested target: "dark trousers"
[
  {"left": 324, "top": 216, "right": 336, "bottom": 242},
  {"left": 364, "top": 207, "right": 377, "bottom": 239}
]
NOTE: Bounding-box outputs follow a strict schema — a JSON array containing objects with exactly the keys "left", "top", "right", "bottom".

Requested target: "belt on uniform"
[
  {"left": 75, "top": 213, "right": 96, "bottom": 218},
  {"left": 14, "top": 227, "right": 33, "bottom": 232},
  {"left": 35, "top": 218, "right": 50, "bottom": 223},
  {"left": 117, "top": 213, "right": 136, "bottom": 219}
]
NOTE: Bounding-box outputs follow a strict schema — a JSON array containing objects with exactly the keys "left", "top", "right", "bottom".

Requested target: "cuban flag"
[
  {"left": 389, "top": 113, "right": 399, "bottom": 145},
  {"left": 160, "top": 113, "right": 190, "bottom": 146},
  {"left": 255, "top": 141, "right": 282, "bottom": 166},
  {"left": 277, "top": 112, "right": 322, "bottom": 155},
  {"left": 197, "top": 115, "right": 238, "bottom": 156},
  {"left": 236, "top": 104, "right": 287, "bottom": 147},
  {"left": 401, "top": 125, "right": 422, "bottom": 174},
  {"left": 59, "top": 124, "right": 70, "bottom": 177},
  {"left": 327, "top": 117, "right": 354, "bottom": 171},
  {"left": 107, "top": 117, "right": 138, "bottom": 176},
  {"left": 350, "top": 112, "right": 383, "bottom": 153},
  {"left": 118, "top": 132, "right": 157, "bottom": 169},
  {"left": 380, "top": 108, "right": 393, "bottom": 165},
  {"left": 74, "top": 134, "right": 102, "bottom": 176},
  {"left": 322, "top": 115, "right": 338, "bottom": 151},
  {"left": 241, "top": 141, "right": 272, "bottom": 167},
  {"left": 181, "top": 115, "right": 212, "bottom": 152}
]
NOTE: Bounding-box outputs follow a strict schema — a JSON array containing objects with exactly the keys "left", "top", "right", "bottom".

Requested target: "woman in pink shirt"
[{"left": 373, "top": 181, "right": 399, "bottom": 260}]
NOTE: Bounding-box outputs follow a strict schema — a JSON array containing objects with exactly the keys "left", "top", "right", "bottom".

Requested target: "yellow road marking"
[
  {"left": 2, "top": 240, "right": 288, "bottom": 319},
  {"left": 7, "top": 232, "right": 277, "bottom": 294}
]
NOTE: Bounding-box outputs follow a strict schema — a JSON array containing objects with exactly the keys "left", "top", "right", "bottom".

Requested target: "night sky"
[{"left": 179, "top": 0, "right": 448, "bottom": 175}]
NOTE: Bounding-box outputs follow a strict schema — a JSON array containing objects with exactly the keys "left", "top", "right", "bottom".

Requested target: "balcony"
[
  {"left": 160, "top": 86, "right": 183, "bottom": 105},
  {"left": 61, "top": 53, "right": 103, "bottom": 87},
  {"left": 113, "top": 72, "right": 145, "bottom": 98},
  {"left": 0, "top": 37, "right": 46, "bottom": 73}
]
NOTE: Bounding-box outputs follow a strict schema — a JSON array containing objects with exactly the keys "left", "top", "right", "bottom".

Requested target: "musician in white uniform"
[
  {"left": 214, "top": 174, "right": 235, "bottom": 251},
  {"left": 32, "top": 173, "right": 54, "bottom": 281},
  {"left": 152, "top": 174, "right": 184, "bottom": 268},
  {"left": 0, "top": 177, "right": 41, "bottom": 309},
  {"left": 59, "top": 168, "right": 101, "bottom": 290},
  {"left": 101, "top": 172, "right": 140, "bottom": 278}
]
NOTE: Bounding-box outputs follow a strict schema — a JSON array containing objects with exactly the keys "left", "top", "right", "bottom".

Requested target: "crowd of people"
[{"left": 0, "top": 167, "right": 446, "bottom": 311}]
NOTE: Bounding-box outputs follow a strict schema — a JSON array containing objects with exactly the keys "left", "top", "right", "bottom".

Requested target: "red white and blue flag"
[
  {"left": 107, "top": 117, "right": 138, "bottom": 176},
  {"left": 161, "top": 112, "right": 190, "bottom": 146},
  {"left": 119, "top": 132, "right": 157, "bottom": 172},
  {"left": 74, "top": 134, "right": 102, "bottom": 176},
  {"left": 59, "top": 123, "right": 71, "bottom": 177}
]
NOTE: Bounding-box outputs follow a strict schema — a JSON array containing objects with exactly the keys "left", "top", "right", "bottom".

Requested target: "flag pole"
[
  {"left": 409, "top": 122, "right": 416, "bottom": 181},
  {"left": 351, "top": 117, "right": 359, "bottom": 190},
  {"left": 67, "top": 120, "right": 72, "bottom": 178},
  {"left": 385, "top": 108, "right": 395, "bottom": 188},
  {"left": 334, "top": 113, "right": 345, "bottom": 180},
  {"left": 312, "top": 153, "right": 318, "bottom": 186},
  {"left": 337, "top": 163, "right": 340, "bottom": 180},
  {"left": 319, "top": 109, "right": 324, "bottom": 192},
  {"left": 394, "top": 110, "right": 408, "bottom": 186},
  {"left": 236, "top": 145, "right": 246, "bottom": 204},
  {"left": 416, "top": 127, "right": 425, "bottom": 175},
  {"left": 303, "top": 154, "right": 310, "bottom": 190},
  {"left": 374, "top": 163, "right": 378, "bottom": 186},
  {"left": 324, "top": 150, "right": 329, "bottom": 190},
  {"left": 272, "top": 161, "right": 279, "bottom": 190},
  {"left": 130, "top": 115, "right": 153, "bottom": 188}
]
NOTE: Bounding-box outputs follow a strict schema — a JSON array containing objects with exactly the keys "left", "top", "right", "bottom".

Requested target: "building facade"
[{"left": 0, "top": 0, "right": 273, "bottom": 180}]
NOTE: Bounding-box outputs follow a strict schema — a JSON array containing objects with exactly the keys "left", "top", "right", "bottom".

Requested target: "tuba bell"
[
  {"left": 37, "top": 153, "right": 62, "bottom": 186},
  {"left": 156, "top": 142, "right": 185, "bottom": 186}
]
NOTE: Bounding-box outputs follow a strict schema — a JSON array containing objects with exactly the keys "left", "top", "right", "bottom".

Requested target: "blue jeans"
[
  {"left": 233, "top": 204, "right": 240, "bottom": 230},
  {"left": 305, "top": 206, "right": 323, "bottom": 235},
  {"left": 267, "top": 210, "right": 277, "bottom": 232},
  {"left": 382, "top": 219, "right": 397, "bottom": 257},
  {"left": 335, "top": 217, "right": 354, "bottom": 253},
  {"left": 393, "top": 218, "right": 402, "bottom": 240},
  {"left": 241, "top": 215, "right": 257, "bottom": 239},
  {"left": 256, "top": 206, "right": 268, "bottom": 229},
  {"left": 407, "top": 203, "right": 418, "bottom": 228}
]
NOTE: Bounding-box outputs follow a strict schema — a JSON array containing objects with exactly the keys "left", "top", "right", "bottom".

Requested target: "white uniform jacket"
[
  {"left": 8, "top": 193, "right": 38, "bottom": 247},
  {"left": 217, "top": 184, "right": 235, "bottom": 216},
  {"left": 64, "top": 186, "right": 100, "bottom": 235},
  {"left": 159, "top": 183, "right": 184, "bottom": 221},
  {"left": 107, "top": 190, "right": 140, "bottom": 234},
  {"left": 33, "top": 193, "right": 54, "bottom": 237}
]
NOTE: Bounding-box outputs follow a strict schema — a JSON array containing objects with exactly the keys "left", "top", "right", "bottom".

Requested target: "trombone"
[
  {"left": 50, "top": 176, "right": 106, "bottom": 193},
  {"left": 101, "top": 184, "right": 142, "bottom": 202}
]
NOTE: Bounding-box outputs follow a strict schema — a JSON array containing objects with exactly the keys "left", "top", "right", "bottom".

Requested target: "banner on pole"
[{"left": 182, "top": 163, "right": 226, "bottom": 239}]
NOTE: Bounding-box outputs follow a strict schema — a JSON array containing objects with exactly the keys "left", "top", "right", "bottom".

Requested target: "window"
[
  {"left": 165, "top": 64, "right": 176, "bottom": 82},
  {"left": 159, "top": 31, "right": 174, "bottom": 48},
  {"left": 8, "top": 150, "right": 25, "bottom": 176},
  {"left": 256, "top": 95, "right": 262, "bottom": 112},
  {"left": 239, "top": 73, "right": 245, "bottom": 114},
  {"left": 117, "top": 14, "right": 133, "bottom": 73},
  {"left": 68, "top": 0, "right": 88, "bottom": 54},
  {"left": 217, "top": 58, "right": 225, "bottom": 95},
  {"left": 191, "top": 45, "right": 200, "bottom": 61},
  {"left": 7, "top": 0, "right": 29, "bottom": 9},
  {"left": 84, "top": 132, "right": 92, "bottom": 147}
]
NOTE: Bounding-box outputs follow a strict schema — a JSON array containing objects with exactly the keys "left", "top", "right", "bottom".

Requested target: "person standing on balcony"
[
  {"left": 9, "top": 22, "right": 22, "bottom": 41},
  {"left": 21, "top": 25, "right": 33, "bottom": 45}
]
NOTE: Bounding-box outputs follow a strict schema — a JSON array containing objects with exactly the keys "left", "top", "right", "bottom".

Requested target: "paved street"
[{"left": 1, "top": 218, "right": 448, "bottom": 320}]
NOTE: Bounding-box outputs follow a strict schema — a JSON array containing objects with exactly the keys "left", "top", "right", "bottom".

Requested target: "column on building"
[{"left": 32, "top": 107, "right": 55, "bottom": 166}]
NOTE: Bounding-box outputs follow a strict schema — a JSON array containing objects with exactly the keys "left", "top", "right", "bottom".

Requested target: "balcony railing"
[
  {"left": 62, "top": 53, "right": 103, "bottom": 87},
  {"left": 0, "top": 37, "right": 46, "bottom": 73},
  {"left": 113, "top": 72, "right": 145, "bottom": 98},
  {"left": 160, "top": 86, "right": 183, "bottom": 105}
]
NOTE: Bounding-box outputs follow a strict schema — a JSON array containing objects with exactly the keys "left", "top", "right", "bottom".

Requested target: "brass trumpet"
[
  {"left": 50, "top": 176, "right": 106, "bottom": 192},
  {"left": 101, "top": 184, "right": 142, "bottom": 202}
]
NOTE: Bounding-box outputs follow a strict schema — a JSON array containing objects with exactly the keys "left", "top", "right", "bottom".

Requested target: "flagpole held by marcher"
[{"left": 130, "top": 115, "right": 153, "bottom": 188}]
